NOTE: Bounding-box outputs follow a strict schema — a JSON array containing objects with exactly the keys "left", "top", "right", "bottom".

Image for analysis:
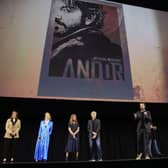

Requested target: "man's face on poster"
[{"left": 54, "top": 0, "right": 82, "bottom": 36}]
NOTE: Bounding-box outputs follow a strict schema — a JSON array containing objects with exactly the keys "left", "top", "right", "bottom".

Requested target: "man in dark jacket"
[
  {"left": 134, "top": 103, "right": 152, "bottom": 160},
  {"left": 88, "top": 111, "right": 102, "bottom": 161}
]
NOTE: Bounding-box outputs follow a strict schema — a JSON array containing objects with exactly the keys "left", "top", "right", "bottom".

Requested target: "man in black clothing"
[
  {"left": 88, "top": 111, "right": 102, "bottom": 161},
  {"left": 134, "top": 103, "right": 152, "bottom": 160}
]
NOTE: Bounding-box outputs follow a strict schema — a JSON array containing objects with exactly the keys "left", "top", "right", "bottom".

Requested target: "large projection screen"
[{"left": 0, "top": 0, "right": 168, "bottom": 102}]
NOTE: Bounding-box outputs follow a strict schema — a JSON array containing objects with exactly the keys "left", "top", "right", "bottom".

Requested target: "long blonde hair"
[
  {"left": 45, "top": 112, "right": 52, "bottom": 121},
  {"left": 69, "top": 114, "right": 78, "bottom": 124}
]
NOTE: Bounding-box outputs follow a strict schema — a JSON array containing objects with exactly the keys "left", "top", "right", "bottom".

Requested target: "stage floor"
[{"left": 0, "top": 157, "right": 167, "bottom": 168}]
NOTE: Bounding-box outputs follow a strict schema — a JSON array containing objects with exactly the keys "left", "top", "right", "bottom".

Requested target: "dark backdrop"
[
  {"left": 108, "top": 0, "right": 168, "bottom": 11},
  {"left": 0, "top": 97, "right": 168, "bottom": 162}
]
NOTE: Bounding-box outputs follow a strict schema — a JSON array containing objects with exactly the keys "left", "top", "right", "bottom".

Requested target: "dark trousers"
[
  {"left": 89, "top": 136, "right": 102, "bottom": 160},
  {"left": 137, "top": 129, "right": 150, "bottom": 156},
  {"left": 3, "top": 138, "right": 17, "bottom": 159}
]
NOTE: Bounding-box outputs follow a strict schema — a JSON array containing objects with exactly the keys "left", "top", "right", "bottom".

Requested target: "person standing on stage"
[
  {"left": 148, "top": 124, "right": 162, "bottom": 158},
  {"left": 34, "top": 112, "right": 53, "bottom": 162},
  {"left": 134, "top": 103, "right": 152, "bottom": 160},
  {"left": 2, "top": 111, "right": 21, "bottom": 163},
  {"left": 65, "top": 114, "right": 80, "bottom": 161},
  {"left": 88, "top": 111, "right": 102, "bottom": 161}
]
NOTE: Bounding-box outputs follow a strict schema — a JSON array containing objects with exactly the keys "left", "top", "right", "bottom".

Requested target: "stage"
[{"left": 0, "top": 157, "right": 167, "bottom": 168}]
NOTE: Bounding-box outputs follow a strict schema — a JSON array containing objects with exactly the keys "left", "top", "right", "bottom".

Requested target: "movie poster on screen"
[{"left": 38, "top": 0, "right": 133, "bottom": 100}]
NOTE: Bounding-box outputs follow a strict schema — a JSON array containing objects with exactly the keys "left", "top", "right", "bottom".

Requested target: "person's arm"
[
  {"left": 49, "top": 121, "right": 53, "bottom": 135},
  {"left": 95, "top": 119, "right": 101, "bottom": 134},
  {"left": 68, "top": 124, "right": 76, "bottom": 139},
  {"left": 144, "top": 111, "right": 152, "bottom": 121},
  {"left": 15, "top": 119, "right": 21, "bottom": 134},
  {"left": 38, "top": 121, "right": 42, "bottom": 139},
  {"left": 68, "top": 127, "right": 74, "bottom": 136},
  {"left": 5, "top": 119, "right": 12, "bottom": 134},
  {"left": 134, "top": 113, "right": 137, "bottom": 119},
  {"left": 148, "top": 111, "right": 152, "bottom": 121},
  {"left": 74, "top": 126, "right": 80, "bottom": 136},
  {"left": 88, "top": 120, "right": 92, "bottom": 134},
  {"left": 92, "top": 120, "right": 101, "bottom": 139},
  {"left": 134, "top": 111, "right": 140, "bottom": 120}
]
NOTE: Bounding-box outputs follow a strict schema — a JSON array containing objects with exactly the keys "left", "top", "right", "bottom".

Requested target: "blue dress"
[{"left": 34, "top": 120, "right": 53, "bottom": 161}]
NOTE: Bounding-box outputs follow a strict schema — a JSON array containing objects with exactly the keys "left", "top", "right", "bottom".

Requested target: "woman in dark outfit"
[{"left": 65, "top": 114, "right": 80, "bottom": 161}]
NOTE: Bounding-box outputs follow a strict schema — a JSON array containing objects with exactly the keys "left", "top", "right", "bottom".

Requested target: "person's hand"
[
  {"left": 12, "top": 133, "right": 17, "bottom": 137},
  {"left": 10, "top": 131, "right": 16, "bottom": 136},
  {"left": 92, "top": 132, "right": 97, "bottom": 139},
  {"left": 153, "top": 126, "right": 157, "bottom": 130},
  {"left": 9, "top": 130, "right": 13, "bottom": 134},
  {"left": 152, "top": 125, "right": 157, "bottom": 130},
  {"left": 144, "top": 112, "right": 147, "bottom": 116},
  {"left": 72, "top": 134, "right": 76, "bottom": 139}
]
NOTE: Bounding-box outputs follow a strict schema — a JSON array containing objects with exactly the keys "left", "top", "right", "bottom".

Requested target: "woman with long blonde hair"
[
  {"left": 65, "top": 114, "right": 80, "bottom": 161},
  {"left": 34, "top": 112, "right": 53, "bottom": 162}
]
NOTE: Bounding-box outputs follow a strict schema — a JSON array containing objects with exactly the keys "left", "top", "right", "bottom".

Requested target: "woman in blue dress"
[
  {"left": 65, "top": 114, "right": 80, "bottom": 161},
  {"left": 34, "top": 112, "right": 53, "bottom": 162}
]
